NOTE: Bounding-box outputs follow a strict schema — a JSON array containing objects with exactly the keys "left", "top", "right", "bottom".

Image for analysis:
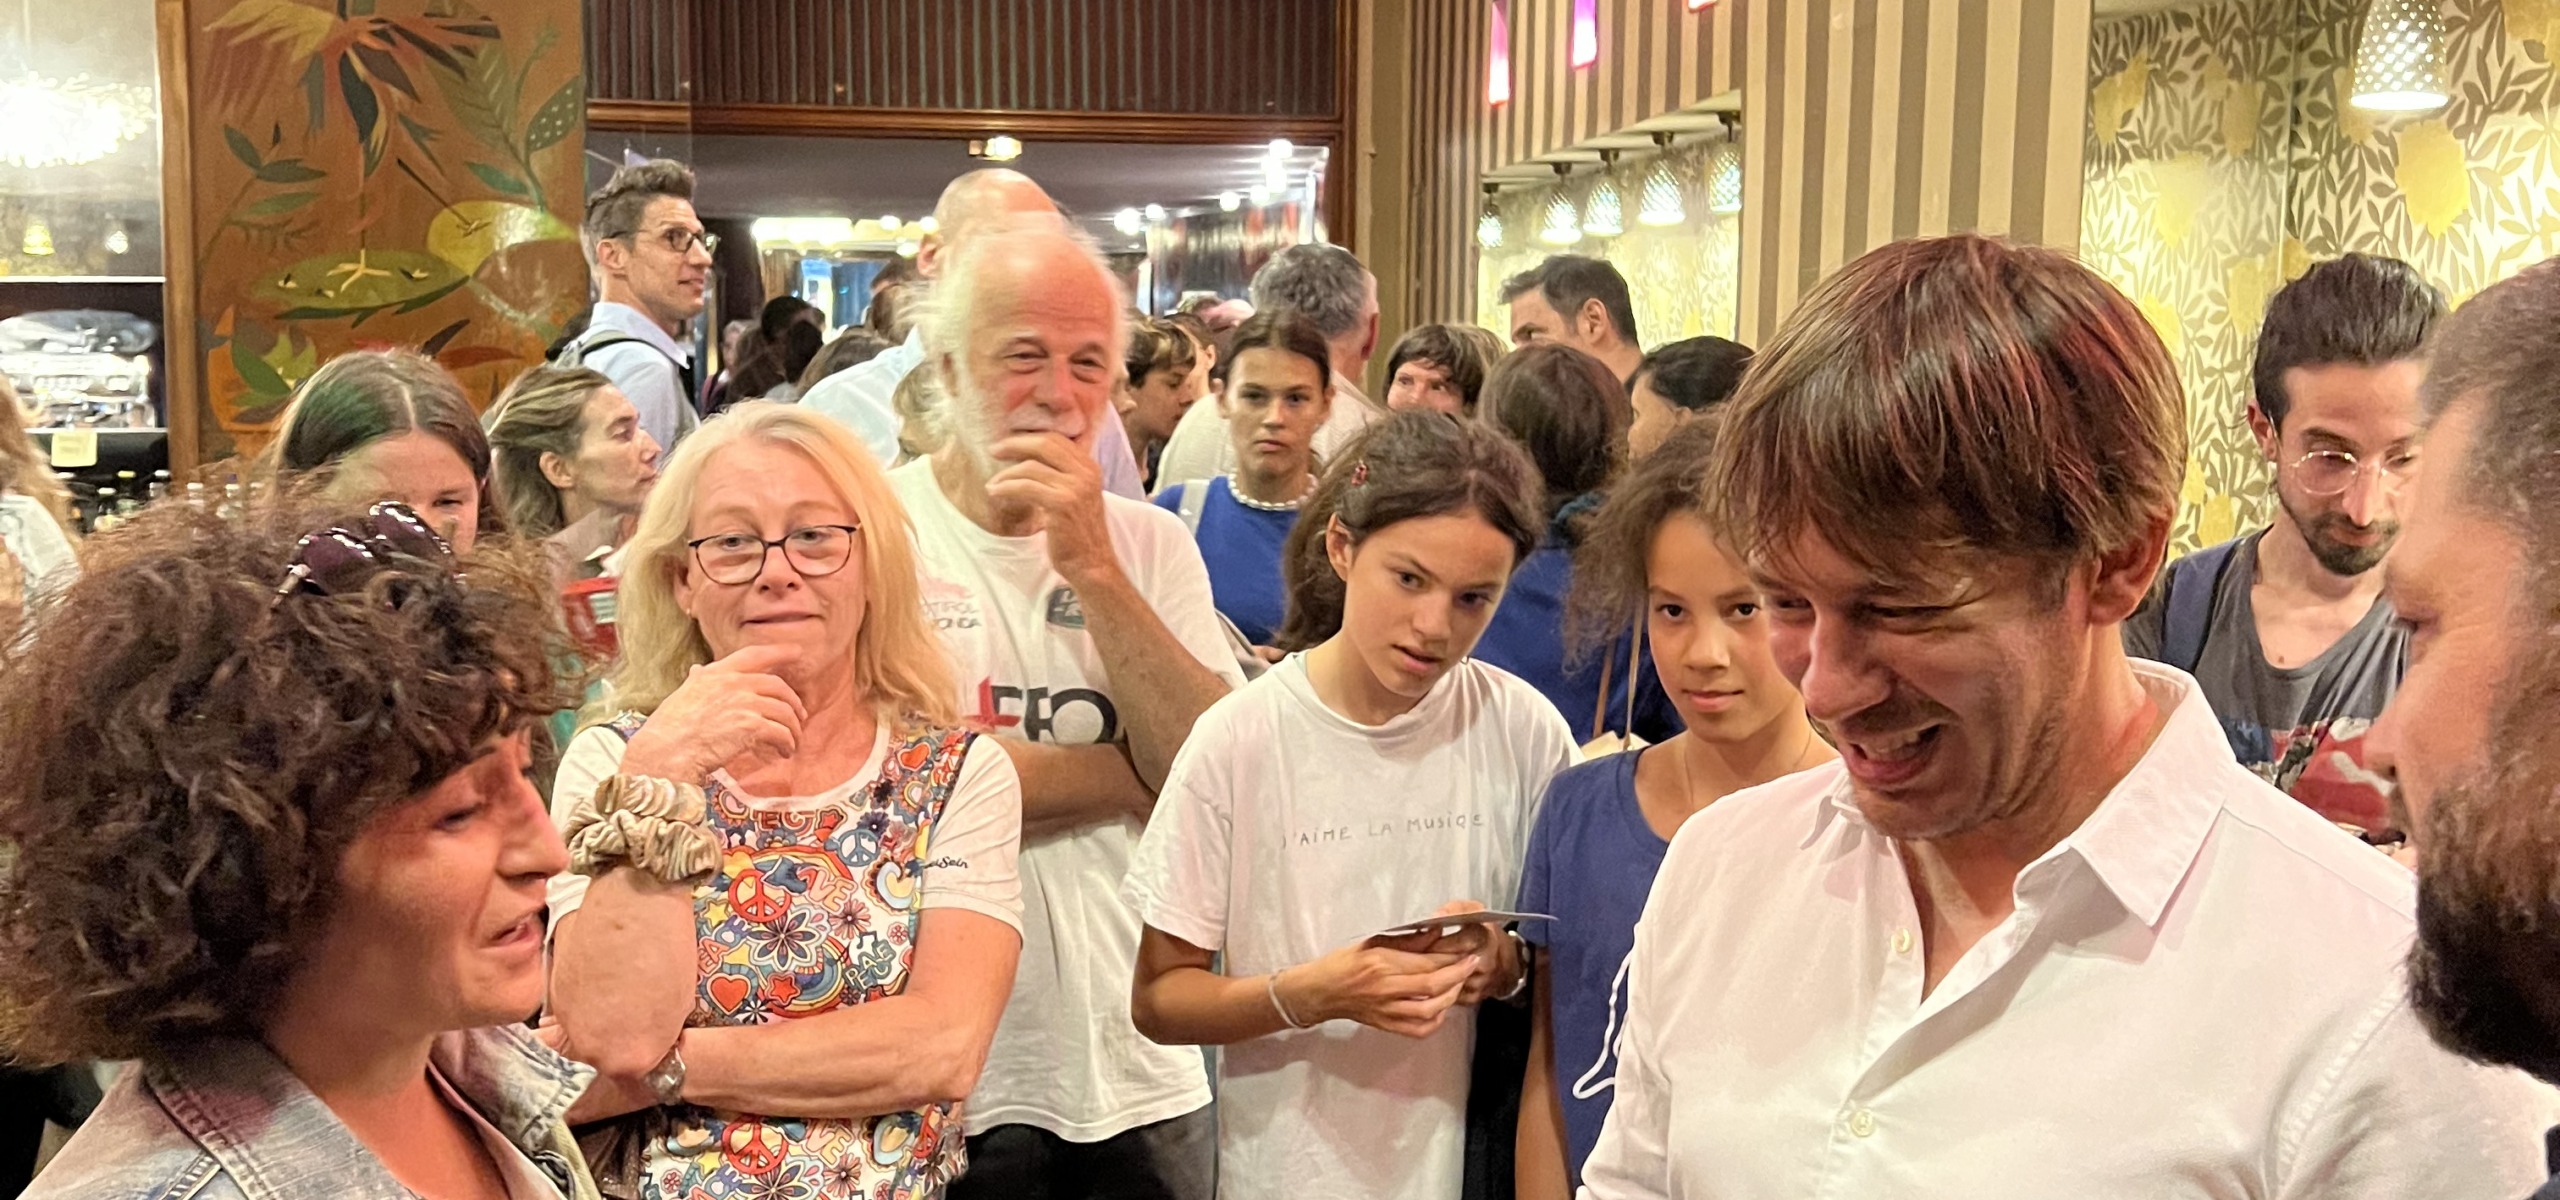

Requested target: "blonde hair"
[
  {"left": 0, "top": 377, "right": 74, "bottom": 534},
  {"left": 604, "top": 401, "right": 958, "bottom": 728}
]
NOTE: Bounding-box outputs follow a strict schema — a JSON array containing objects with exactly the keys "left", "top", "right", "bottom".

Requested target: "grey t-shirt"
[{"left": 2123, "top": 531, "right": 2405, "bottom": 833}]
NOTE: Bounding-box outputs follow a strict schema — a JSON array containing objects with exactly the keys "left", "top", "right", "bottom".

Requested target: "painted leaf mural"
[{"left": 185, "top": 0, "right": 584, "bottom": 462}]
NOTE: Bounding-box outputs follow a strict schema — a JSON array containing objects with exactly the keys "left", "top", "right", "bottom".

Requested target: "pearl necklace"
[{"left": 1226, "top": 473, "right": 1316, "bottom": 513}]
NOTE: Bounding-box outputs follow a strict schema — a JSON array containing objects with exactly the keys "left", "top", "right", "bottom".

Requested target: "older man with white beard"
[
  {"left": 804, "top": 168, "right": 1149, "bottom": 498},
  {"left": 892, "top": 221, "right": 1240, "bottom": 1199}
]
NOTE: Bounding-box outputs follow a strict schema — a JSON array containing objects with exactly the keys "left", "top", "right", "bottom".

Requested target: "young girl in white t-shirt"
[{"left": 1124, "top": 411, "right": 1578, "bottom": 1200}]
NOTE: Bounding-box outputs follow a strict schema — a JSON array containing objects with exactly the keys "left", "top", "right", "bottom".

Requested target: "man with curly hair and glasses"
[
  {"left": 2124, "top": 254, "right": 2444, "bottom": 842},
  {"left": 1, "top": 500, "right": 597, "bottom": 1199}
]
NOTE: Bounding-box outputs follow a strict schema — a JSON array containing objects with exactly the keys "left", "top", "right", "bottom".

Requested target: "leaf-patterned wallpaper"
[
  {"left": 2088, "top": 0, "right": 2560, "bottom": 555},
  {"left": 1475, "top": 142, "right": 1744, "bottom": 350}
]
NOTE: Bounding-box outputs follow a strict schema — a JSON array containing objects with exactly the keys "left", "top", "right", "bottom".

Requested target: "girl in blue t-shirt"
[
  {"left": 1512, "top": 417, "right": 1836, "bottom": 1196},
  {"left": 1153, "top": 312, "right": 1335, "bottom": 650}
]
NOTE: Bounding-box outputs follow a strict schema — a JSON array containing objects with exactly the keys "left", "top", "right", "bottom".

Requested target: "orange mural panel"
[{"left": 184, "top": 0, "right": 586, "bottom": 461}]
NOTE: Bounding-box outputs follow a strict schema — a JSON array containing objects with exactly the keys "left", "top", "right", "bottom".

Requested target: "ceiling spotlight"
[
  {"left": 1708, "top": 133, "right": 1744, "bottom": 216},
  {"left": 918, "top": 215, "right": 940, "bottom": 234},
  {"left": 1267, "top": 138, "right": 1294, "bottom": 159},
  {"left": 1540, "top": 163, "right": 1581, "bottom": 246},
  {"left": 972, "top": 134, "right": 1024, "bottom": 161},
  {"left": 1143, "top": 203, "right": 1167, "bottom": 223},
  {"left": 1477, "top": 184, "right": 1504, "bottom": 250},
  {"left": 1264, "top": 159, "right": 1290, "bottom": 192},
  {"left": 1637, "top": 132, "right": 1685, "bottom": 227},
  {"left": 1248, "top": 184, "right": 1273, "bottom": 207},
  {"left": 1113, "top": 208, "right": 1145, "bottom": 236},
  {"left": 896, "top": 239, "right": 920, "bottom": 257},
  {"left": 879, "top": 215, "right": 903, "bottom": 232},
  {"left": 1218, "top": 191, "right": 1241, "bottom": 212},
  {"left": 2351, "top": 0, "right": 2450, "bottom": 112},
  {"left": 1582, "top": 151, "right": 1624, "bottom": 238}
]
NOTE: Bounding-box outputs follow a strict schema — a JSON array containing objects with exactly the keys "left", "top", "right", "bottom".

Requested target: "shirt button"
[
  {"left": 1891, "top": 928, "right": 1913, "bottom": 955},
  {"left": 1848, "top": 1108, "right": 1877, "bottom": 1138}
]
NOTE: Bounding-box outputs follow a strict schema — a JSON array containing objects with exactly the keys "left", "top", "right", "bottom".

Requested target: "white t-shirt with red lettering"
[{"left": 890, "top": 455, "right": 1248, "bottom": 1141}]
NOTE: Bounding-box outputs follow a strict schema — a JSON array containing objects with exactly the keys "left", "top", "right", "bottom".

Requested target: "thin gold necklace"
[{"left": 1677, "top": 720, "right": 1820, "bottom": 814}]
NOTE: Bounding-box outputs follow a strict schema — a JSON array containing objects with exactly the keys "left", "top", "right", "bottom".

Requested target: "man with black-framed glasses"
[
  {"left": 567, "top": 158, "right": 715, "bottom": 452},
  {"left": 2125, "top": 253, "right": 2446, "bottom": 841}
]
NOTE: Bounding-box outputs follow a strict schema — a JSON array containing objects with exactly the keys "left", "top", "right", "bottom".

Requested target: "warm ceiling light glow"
[
  {"left": 1582, "top": 177, "right": 1623, "bottom": 238},
  {"left": 1113, "top": 208, "right": 1145, "bottom": 236},
  {"left": 1248, "top": 184, "right": 1273, "bottom": 207},
  {"left": 1539, "top": 193, "right": 1581, "bottom": 246},
  {"left": 1707, "top": 139, "right": 1744, "bottom": 215},
  {"left": 2351, "top": 0, "right": 2450, "bottom": 113},
  {"left": 918, "top": 216, "right": 940, "bottom": 234},
  {"left": 1143, "top": 203, "right": 1167, "bottom": 222},
  {"left": 1570, "top": 0, "right": 1599, "bottom": 68},
  {"left": 879, "top": 215, "right": 903, "bottom": 232},
  {"left": 1686, "top": 0, "right": 1715, "bottom": 9},
  {"left": 1477, "top": 189, "right": 1505, "bottom": 250},
  {"left": 0, "top": 74, "right": 153, "bottom": 169},
  {"left": 1487, "top": 1, "right": 1513, "bottom": 106},
  {"left": 976, "top": 134, "right": 1023, "bottom": 161},
  {"left": 1267, "top": 138, "right": 1294, "bottom": 159},
  {"left": 1637, "top": 158, "right": 1685, "bottom": 226},
  {"left": 750, "top": 217, "right": 857, "bottom": 245},
  {"left": 1218, "top": 191, "right": 1242, "bottom": 212}
]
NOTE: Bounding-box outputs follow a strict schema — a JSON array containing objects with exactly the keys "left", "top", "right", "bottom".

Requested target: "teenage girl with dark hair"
[{"left": 1126, "top": 410, "right": 1576, "bottom": 1200}]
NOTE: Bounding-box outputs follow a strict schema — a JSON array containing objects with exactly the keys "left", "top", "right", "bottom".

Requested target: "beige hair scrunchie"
[{"left": 563, "top": 774, "right": 720, "bottom": 883}]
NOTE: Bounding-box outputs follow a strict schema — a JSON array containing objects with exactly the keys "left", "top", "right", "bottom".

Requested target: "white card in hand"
[{"left": 1373, "top": 909, "right": 1556, "bottom": 939}]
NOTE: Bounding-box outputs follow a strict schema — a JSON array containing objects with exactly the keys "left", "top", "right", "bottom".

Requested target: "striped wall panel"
[
  {"left": 588, "top": 0, "right": 1341, "bottom": 117},
  {"left": 1407, "top": 0, "right": 2092, "bottom": 342}
]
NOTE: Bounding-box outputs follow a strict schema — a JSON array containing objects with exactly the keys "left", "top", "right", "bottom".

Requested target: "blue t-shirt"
[
  {"left": 1153, "top": 476, "right": 1298, "bottom": 646},
  {"left": 1516, "top": 748, "right": 1669, "bottom": 1187},
  {"left": 1475, "top": 541, "right": 1682, "bottom": 742}
]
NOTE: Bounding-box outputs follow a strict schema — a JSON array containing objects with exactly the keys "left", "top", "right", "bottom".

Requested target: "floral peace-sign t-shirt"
[{"left": 549, "top": 720, "right": 1024, "bottom": 1200}]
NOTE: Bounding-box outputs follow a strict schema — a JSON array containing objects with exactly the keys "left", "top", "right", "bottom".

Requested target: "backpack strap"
[
  {"left": 1176, "top": 479, "right": 1212, "bottom": 535},
  {"left": 2160, "top": 538, "right": 2243, "bottom": 675}
]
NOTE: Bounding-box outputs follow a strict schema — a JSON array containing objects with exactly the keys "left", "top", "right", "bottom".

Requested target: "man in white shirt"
[
  {"left": 802, "top": 168, "right": 1148, "bottom": 497},
  {"left": 2366, "top": 259, "right": 2560, "bottom": 1200},
  {"left": 1151, "top": 242, "right": 1382, "bottom": 492},
  {"left": 892, "top": 220, "right": 1242, "bottom": 1198},
  {"left": 570, "top": 159, "right": 710, "bottom": 451},
  {"left": 1577, "top": 234, "right": 2550, "bottom": 1199}
]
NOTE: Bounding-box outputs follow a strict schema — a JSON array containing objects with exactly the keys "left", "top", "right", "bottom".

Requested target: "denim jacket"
[{"left": 23, "top": 1024, "right": 600, "bottom": 1200}]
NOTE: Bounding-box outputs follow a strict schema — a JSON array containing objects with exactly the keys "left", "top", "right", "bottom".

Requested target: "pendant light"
[
  {"left": 1582, "top": 150, "right": 1625, "bottom": 238},
  {"left": 1476, "top": 183, "right": 1505, "bottom": 250},
  {"left": 1636, "top": 132, "right": 1686, "bottom": 227},
  {"left": 1707, "top": 116, "right": 1744, "bottom": 216},
  {"left": 2350, "top": 0, "right": 2449, "bottom": 113},
  {"left": 1539, "top": 164, "right": 1582, "bottom": 246}
]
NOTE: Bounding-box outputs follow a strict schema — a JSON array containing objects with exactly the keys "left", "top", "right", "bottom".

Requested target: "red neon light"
[
  {"left": 1487, "top": 1, "right": 1513, "bottom": 105},
  {"left": 1570, "top": 0, "right": 1599, "bottom": 68}
]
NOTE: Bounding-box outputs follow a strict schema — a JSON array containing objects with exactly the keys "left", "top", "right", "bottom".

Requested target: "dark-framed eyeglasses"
[
  {"left": 272, "top": 500, "right": 455, "bottom": 608},
  {"left": 625, "top": 225, "right": 718, "bottom": 256},
  {"left": 2289, "top": 448, "right": 2418, "bottom": 498},
  {"left": 686, "top": 524, "right": 862, "bottom": 586}
]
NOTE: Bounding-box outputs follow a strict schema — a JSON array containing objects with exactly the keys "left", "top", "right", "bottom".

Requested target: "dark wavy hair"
[
  {"left": 1274, "top": 410, "right": 1543, "bottom": 651},
  {"left": 0, "top": 501, "right": 571, "bottom": 1064},
  {"left": 1478, "top": 342, "right": 1630, "bottom": 526}
]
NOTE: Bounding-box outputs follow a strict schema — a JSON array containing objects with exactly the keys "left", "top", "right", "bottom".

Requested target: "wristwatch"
[
  {"left": 644, "top": 1041, "right": 688, "bottom": 1108},
  {"left": 1497, "top": 927, "right": 1534, "bottom": 1004}
]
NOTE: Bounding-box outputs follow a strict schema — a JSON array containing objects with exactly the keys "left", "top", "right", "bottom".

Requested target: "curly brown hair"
[{"left": 0, "top": 501, "right": 573, "bottom": 1064}]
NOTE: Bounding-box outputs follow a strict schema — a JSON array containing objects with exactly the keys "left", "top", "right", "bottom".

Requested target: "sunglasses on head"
[{"left": 272, "top": 500, "right": 456, "bottom": 608}]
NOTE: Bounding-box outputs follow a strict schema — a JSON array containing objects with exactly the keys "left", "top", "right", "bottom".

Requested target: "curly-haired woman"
[
  {"left": 0, "top": 500, "right": 599, "bottom": 1200},
  {"left": 544, "top": 401, "right": 1023, "bottom": 1200}
]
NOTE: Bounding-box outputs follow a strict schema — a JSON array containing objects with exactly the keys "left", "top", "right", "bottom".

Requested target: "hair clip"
[{"left": 1350, "top": 462, "right": 1369, "bottom": 487}]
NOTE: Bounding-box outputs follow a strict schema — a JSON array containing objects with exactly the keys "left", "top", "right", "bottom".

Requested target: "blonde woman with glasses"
[{"left": 543, "top": 401, "right": 1024, "bottom": 1200}]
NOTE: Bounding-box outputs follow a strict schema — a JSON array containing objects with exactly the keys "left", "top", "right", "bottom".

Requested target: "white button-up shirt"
[{"left": 1580, "top": 661, "right": 2553, "bottom": 1199}]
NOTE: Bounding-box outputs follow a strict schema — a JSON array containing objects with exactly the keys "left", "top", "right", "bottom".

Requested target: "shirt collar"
[
  {"left": 148, "top": 1027, "right": 595, "bottom": 1200},
  {"left": 1805, "top": 660, "right": 2228, "bottom": 930},
  {"left": 589, "top": 300, "right": 690, "bottom": 365}
]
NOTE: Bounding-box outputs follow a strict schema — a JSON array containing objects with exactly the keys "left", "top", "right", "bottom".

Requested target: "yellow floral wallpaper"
[
  {"left": 1476, "top": 141, "right": 1743, "bottom": 349},
  {"left": 2088, "top": 0, "right": 2560, "bottom": 555},
  {"left": 2083, "top": 0, "right": 2296, "bottom": 556}
]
